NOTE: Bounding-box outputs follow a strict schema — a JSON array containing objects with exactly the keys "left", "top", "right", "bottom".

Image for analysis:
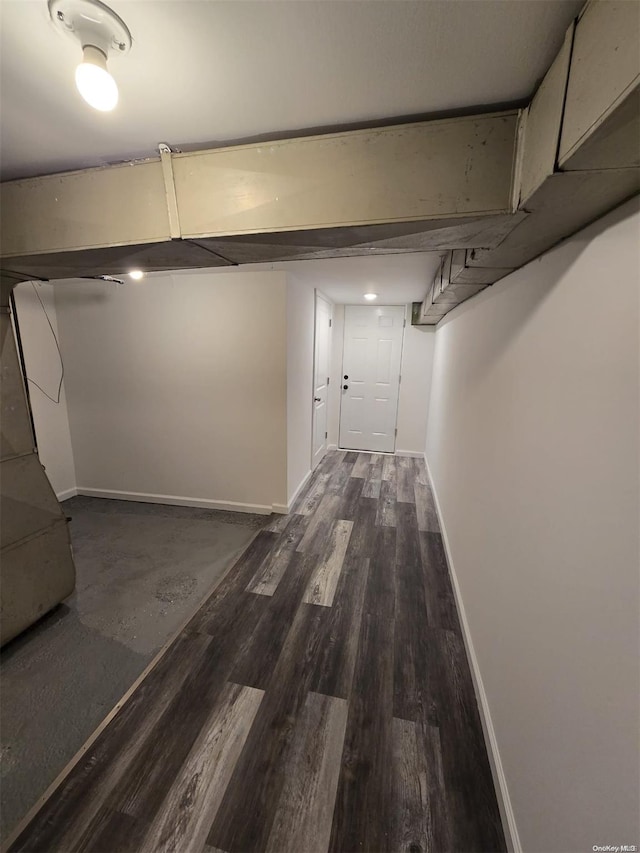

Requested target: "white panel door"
[
  {"left": 312, "top": 294, "right": 332, "bottom": 469},
  {"left": 339, "top": 305, "right": 405, "bottom": 452}
]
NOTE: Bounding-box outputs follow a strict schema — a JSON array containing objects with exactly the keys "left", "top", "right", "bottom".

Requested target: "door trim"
[{"left": 310, "top": 290, "right": 333, "bottom": 470}]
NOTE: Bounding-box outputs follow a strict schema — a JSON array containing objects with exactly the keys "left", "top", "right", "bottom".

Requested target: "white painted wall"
[
  {"left": 12, "top": 281, "right": 76, "bottom": 499},
  {"left": 425, "top": 198, "right": 640, "bottom": 853},
  {"left": 286, "top": 275, "right": 316, "bottom": 506},
  {"left": 54, "top": 269, "right": 288, "bottom": 513},
  {"left": 329, "top": 303, "right": 435, "bottom": 454},
  {"left": 396, "top": 320, "right": 435, "bottom": 455}
]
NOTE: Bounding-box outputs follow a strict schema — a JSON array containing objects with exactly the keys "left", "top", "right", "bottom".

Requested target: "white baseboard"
[
  {"left": 280, "top": 468, "right": 313, "bottom": 514},
  {"left": 57, "top": 487, "right": 78, "bottom": 502},
  {"left": 423, "top": 454, "right": 521, "bottom": 853},
  {"left": 76, "top": 487, "right": 273, "bottom": 516},
  {"left": 331, "top": 447, "right": 421, "bottom": 457}
]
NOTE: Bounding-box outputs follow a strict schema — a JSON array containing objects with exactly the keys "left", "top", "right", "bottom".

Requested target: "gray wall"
[{"left": 425, "top": 197, "right": 640, "bottom": 852}]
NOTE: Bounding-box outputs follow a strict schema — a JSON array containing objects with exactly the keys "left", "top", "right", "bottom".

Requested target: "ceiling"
[
  {"left": 1, "top": 0, "right": 582, "bottom": 181},
  {"left": 70, "top": 251, "right": 443, "bottom": 303},
  {"left": 250, "top": 252, "right": 443, "bottom": 304}
]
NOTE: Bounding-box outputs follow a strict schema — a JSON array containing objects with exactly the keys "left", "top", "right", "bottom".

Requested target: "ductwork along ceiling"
[{"left": 0, "top": 0, "right": 638, "bottom": 325}]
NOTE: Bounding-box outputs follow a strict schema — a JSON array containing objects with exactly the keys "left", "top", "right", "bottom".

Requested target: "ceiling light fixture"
[
  {"left": 364, "top": 292, "right": 378, "bottom": 301},
  {"left": 128, "top": 270, "right": 144, "bottom": 280},
  {"left": 49, "top": 0, "right": 132, "bottom": 112}
]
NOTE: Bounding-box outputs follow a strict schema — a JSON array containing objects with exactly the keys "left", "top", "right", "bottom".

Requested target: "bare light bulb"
[
  {"left": 75, "top": 46, "right": 118, "bottom": 111},
  {"left": 128, "top": 270, "right": 144, "bottom": 280},
  {"left": 364, "top": 292, "right": 378, "bottom": 301}
]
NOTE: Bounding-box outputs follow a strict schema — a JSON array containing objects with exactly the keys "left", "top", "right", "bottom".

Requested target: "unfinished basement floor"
[
  {"left": 0, "top": 497, "right": 267, "bottom": 840},
  {"left": 5, "top": 452, "right": 506, "bottom": 852}
]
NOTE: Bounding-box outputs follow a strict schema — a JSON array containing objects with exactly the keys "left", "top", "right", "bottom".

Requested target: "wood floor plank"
[
  {"left": 325, "top": 458, "right": 354, "bottom": 496},
  {"left": 188, "top": 531, "right": 279, "bottom": 633},
  {"left": 417, "top": 719, "right": 453, "bottom": 853},
  {"left": 309, "top": 555, "right": 370, "bottom": 700},
  {"left": 391, "top": 717, "right": 430, "bottom": 853},
  {"left": 297, "top": 473, "right": 332, "bottom": 516},
  {"left": 381, "top": 454, "right": 396, "bottom": 482},
  {"left": 420, "top": 531, "right": 461, "bottom": 633},
  {"left": 351, "top": 453, "right": 371, "bottom": 478},
  {"left": 265, "top": 692, "right": 348, "bottom": 853},
  {"left": 415, "top": 482, "right": 440, "bottom": 532},
  {"left": 263, "top": 513, "right": 293, "bottom": 534},
  {"left": 376, "top": 477, "right": 397, "bottom": 527},
  {"left": 391, "top": 717, "right": 452, "bottom": 853},
  {"left": 413, "top": 456, "right": 429, "bottom": 486},
  {"left": 343, "top": 451, "right": 359, "bottom": 464},
  {"left": 328, "top": 525, "right": 396, "bottom": 853},
  {"left": 393, "top": 501, "right": 432, "bottom": 723},
  {"left": 99, "top": 595, "right": 269, "bottom": 835},
  {"left": 316, "top": 450, "right": 345, "bottom": 476},
  {"left": 246, "top": 514, "right": 308, "bottom": 596},
  {"left": 231, "top": 552, "right": 317, "bottom": 690},
  {"left": 397, "top": 460, "right": 416, "bottom": 504},
  {"left": 361, "top": 456, "right": 383, "bottom": 499},
  {"left": 76, "top": 806, "right": 146, "bottom": 853},
  {"left": 192, "top": 568, "right": 274, "bottom": 647},
  {"left": 431, "top": 629, "right": 507, "bottom": 852},
  {"left": 296, "top": 494, "right": 341, "bottom": 554},
  {"left": 139, "top": 682, "right": 264, "bottom": 853},
  {"left": 361, "top": 477, "right": 381, "bottom": 499},
  {"left": 303, "top": 519, "right": 353, "bottom": 607},
  {"left": 369, "top": 454, "right": 384, "bottom": 478},
  {"left": 336, "top": 474, "right": 364, "bottom": 521},
  {"left": 343, "top": 496, "right": 379, "bottom": 561},
  {"left": 207, "top": 604, "right": 329, "bottom": 853}
]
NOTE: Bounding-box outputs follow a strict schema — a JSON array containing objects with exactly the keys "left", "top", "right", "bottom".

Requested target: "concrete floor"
[{"left": 0, "top": 496, "right": 267, "bottom": 841}]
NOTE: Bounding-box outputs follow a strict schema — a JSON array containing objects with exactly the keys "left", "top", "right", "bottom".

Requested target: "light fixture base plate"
[{"left": 48, "top": 0, "right": 132, "bottom": 56}]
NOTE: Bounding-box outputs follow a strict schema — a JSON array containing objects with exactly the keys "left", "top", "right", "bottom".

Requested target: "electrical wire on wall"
[{"left": 25, "top": 281, "right": 65, "bottom": 405}]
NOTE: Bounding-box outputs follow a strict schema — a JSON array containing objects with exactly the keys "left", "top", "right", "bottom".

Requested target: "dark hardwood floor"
[{"left": 8, "top": 452, "right": 506, "bottom": 853}]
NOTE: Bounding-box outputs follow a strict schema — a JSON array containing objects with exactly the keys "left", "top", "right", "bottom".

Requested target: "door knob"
[
  {"left": 314, "top": 397, "right": 321, "bottom": 402},
  {"left": 343, "top": 384, "right": 349, "bottom": 390},
  {"left": 344, "top": 374, "right": 349, "bottom": 379}
]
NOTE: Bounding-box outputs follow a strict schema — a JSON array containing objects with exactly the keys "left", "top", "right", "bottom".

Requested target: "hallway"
[{"left": 9, "top": 452, "right": 506, "bottom": 853}]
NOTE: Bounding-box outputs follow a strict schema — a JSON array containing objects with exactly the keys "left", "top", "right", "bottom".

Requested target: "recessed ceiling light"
[
  {"left": 49, "top": 0, "right": 132, "bottom": 112},
  {"left": 364, "top": 292, "right": 378, "bottom": 301},
  {"left": 128, "top": 270, "right": 144, "bottom": 280}
]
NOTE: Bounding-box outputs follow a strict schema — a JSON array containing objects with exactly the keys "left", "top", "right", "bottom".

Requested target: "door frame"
[
  {"left": 310, "top": 290, "right": 333, "bottom": 470},
  {"left": 338, "top": 303, "right": 407, "bottom": 453}
]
